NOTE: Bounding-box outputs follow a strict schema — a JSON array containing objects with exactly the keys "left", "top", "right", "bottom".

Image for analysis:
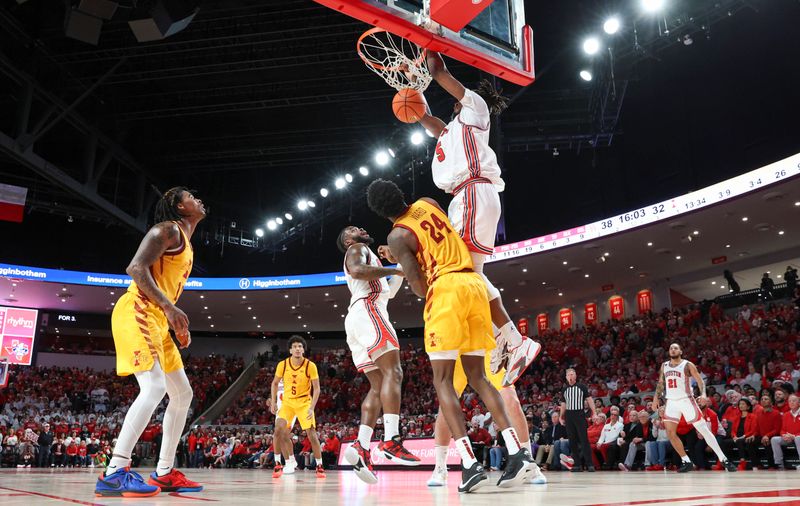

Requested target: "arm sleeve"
[
  {"left": 387, "top": 265, "right": 404, "bottom": 299},
  {"left": 458, "top": 88, "right": 490, "bottom": 129}
]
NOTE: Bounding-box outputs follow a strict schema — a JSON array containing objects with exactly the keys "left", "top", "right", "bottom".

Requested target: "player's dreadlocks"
[
  {"left": 367, "top": 179, "right": 407, "bottom": 220},
  {"left": 154, "top": 186, "right": 191, "bottom": 224},
  {"left": 474, "top": 79, "right": 509, "bottom": 116},
  {"left": 336, "top": 227, "right": 351, "bottom": 254}
]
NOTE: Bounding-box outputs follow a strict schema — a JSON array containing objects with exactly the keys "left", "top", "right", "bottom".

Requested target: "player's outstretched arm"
[
  {"left": 426, "top": 51, "right": 465, "bottom": 101},
  {"left": 127, "top": 222, "right": 188, "bottom": 338},
  {"left": 419, "top": 107, "right": 447, "bottom": 138},
  {"left": 387, "top": 228, "right": 427, "bottom": 298},
  {"left": 345, "top": 243, "right": 403, "bottom": 280}
]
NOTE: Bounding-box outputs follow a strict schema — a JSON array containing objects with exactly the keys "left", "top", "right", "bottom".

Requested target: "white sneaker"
[
  {"left": 502, "top": 339, "right": 541, "bottom": 387},
  {"left": 529, "top": 462, "right": 547, "bottom": 484},
  {"left": 427, "top": 466, "right": 448, "bottom": 487},
  {"left": 283, "top": 460, "right": 297, "bottom": 475}
]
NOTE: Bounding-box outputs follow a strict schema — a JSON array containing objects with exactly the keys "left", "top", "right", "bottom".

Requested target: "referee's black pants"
[{"left": 565, "top": 412, "right": 592, "bottom": 468}]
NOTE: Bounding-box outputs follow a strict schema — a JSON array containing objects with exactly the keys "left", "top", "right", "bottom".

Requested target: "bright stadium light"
[
  {"left": 583, "top": 37, "right": 601, "bottom": 55},
  {"left": 411, "top": 131, "right": 424, "bottom": 145},
  {"left": 284, "top": 213, "right": 293, "bottom": 221},
  {"left": 642, "top": 0, "right": 665, "bottom": 12},
  {"left": 375, "top": 150, "right": 390, "bottom": 166},
  {"left": 255, "top": 228, "right": 264, "bottom": 238},
  {"left": 345, "top": 173, "right": 353, "bottom": 183},
  {"left": 580, "top": 70, "right": 593, "bottom": 81},
  {"left": 267, "top": 220, "right": 277, "bottom": 231},
  {"left": 359, "top": 166, "right": 369, "bottom": 176},
  {"left": 335, "top": 177, "right": 346, "bottom": 189},
  {"left": 276, "top": 217, "right": 283, "bottom": 225},
  {"left": 307, "top": 200, "right": 316, "bottom": 208},
  {"left": 387, "top": 148, "right": 396, "bottom": 158},
  {"left": 320, "top": 188, "right": 329, "bottom": 198},
  {"left": 603, "top": 17, "right": 620, "bottom": 34},
  {"left": 297, "top": 200, "right": 308, "bottom": 211}
]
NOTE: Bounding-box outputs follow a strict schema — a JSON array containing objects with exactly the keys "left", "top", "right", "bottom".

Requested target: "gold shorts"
[{"left": 424, "top": 272, "right": 494, "bottom": 356}]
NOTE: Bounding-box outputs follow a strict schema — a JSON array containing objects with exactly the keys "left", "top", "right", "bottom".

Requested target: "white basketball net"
[{"left": 358, "top": 29, "right": 432, "bottom": 92}]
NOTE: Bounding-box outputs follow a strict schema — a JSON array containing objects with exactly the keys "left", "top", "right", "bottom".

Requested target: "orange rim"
[{"left": 357, "top": 27, "right": 426, "bottom": 72}]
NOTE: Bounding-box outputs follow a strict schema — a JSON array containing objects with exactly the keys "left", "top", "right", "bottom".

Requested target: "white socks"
[
  {"left": 384, "top": 414, "right": 400, "bottom": 441},
  {"left": 502, "top": 428, "right": 522, "bottom": 455},
  {"left": 434, "top": 445, "right": 448, "bottom": 470},
  {"left": 522, "top": 441, "right": 532, "bottom": 454},
  {"left": 106, "top": 360, "right": 167, "bottom": 476},
  {"left": 455, "top": 437, "right": 478, "bottom": 468},
  {"left": 499, "top": 322, "right": 523, "bottom": 348},
  {"left": 358, "top": 424, "right": 373, "bottom": 449},
  {"left": 693, "top": 421, "right": 728, "bottom": 462},
  {"left": 157, "top": 368, "right": 193, "bottom": 476},
  {"left": 681, "top": 455, "right": 691, "bottom": 463}
]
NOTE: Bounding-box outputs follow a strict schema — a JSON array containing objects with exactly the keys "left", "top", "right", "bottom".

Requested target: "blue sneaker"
[{"left": 95, "top": 467, "right": 161, "bottom": 497}]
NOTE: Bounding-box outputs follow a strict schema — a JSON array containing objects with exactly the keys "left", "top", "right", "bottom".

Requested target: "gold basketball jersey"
[{"left": 127, "top": 222, "right": 193, "bottom": 304}]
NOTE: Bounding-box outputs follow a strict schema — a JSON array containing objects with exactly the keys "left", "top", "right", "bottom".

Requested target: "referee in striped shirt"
[{"left": 559, "top": 368, "right": 598, "bottom": 472}]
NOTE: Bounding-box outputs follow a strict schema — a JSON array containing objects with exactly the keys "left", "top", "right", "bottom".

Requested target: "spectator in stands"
[
  {"left": 619, "top": 411, "right": 654, "bottom": 471},
  {"left": 37, "top": 423, "right": 54, "bottom": 468},
  {"left": 723, "top": 398, "right": 758, "bottom": 470},
  {"left": 785, "top": 266, "right": 798, "bottom": 296},
  {"left": 646, "top": 407, "right": 669, "bottom": 471},
  {"left": 761, "top": 273, "right": 775, "bottom": 300},
  {"left": 467, "top": 422, "right": 492, "bottom": 466},
  {"left": 594, "top": 406, "right": 623, "bottom": 469},
  {"left": 321, "top": 431, "right": 340, "bottom": 469},
  {"left": 66, "top": 440, "right": 78, "bottom": 467},
  {"left": 608, "top": 410, "right": 639, "bottom": 470},
  {"left": 770, "top": 394, "right": 800, "bottom": 470},
  {"left": 51, "top": 437, "right": 66, "bottom": 467},
  {"left": 754, "top": 393, "right": 783, "bottom": 468}
]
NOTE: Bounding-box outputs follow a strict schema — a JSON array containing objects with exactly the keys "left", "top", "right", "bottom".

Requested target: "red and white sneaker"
[
  {"left": 502, "top": 339, "right": 541, "bottom": 387},
  {"left": 559, "top": 454, "right": 574, "bottom": 470},
  {"left": 379, "top": 436, "right": 421, "bottom": 466},
  {"left": 272, "top": 463, "right": 283, "bottom": 478},
  {"left": 147, "top": 469, "right": 203, "bottom": 493},
  {"left": 316, "top": 465, "right": 326, "bottom": 478},
  {"left": 344, "top": 441, "right": 378, "bottom": 484}
]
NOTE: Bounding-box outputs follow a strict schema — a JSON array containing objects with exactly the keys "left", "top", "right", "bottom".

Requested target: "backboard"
[{"left": 313, "top": 0, "right": 535, "bottom": 86}]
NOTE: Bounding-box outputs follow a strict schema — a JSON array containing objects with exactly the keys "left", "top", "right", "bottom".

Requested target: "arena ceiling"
[{"left": 0, "top": 0, "right": 799, "bottom": 311}]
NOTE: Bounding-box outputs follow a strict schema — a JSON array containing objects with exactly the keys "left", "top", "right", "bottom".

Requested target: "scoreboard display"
[{"left": 0, "top": 306, "right": 39, "bottom": 366}]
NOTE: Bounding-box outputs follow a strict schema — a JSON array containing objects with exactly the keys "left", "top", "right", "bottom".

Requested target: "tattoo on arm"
[
  {"left": 655, "top": 366, "right": 666, "bottom": 401},
  {"left": 345, "top": 244, "right": 401, "bottom": 280},
  {"left": 126, "top": 223, "right": 180, "bottom": 309}
]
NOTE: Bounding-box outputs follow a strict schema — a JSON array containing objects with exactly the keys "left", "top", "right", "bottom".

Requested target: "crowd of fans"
[
  {"left": 0, "top": 354, "right": 243, "bottom": 467},
  {"left": 2, "top": 300, "right": 799, "bottom": 472}
]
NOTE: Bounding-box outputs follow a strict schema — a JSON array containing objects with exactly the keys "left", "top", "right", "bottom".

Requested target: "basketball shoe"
[
  {"left": 502, "top": 339, "right": 542, "bottom": 387},
  {"left": 316, "top": 465, "right": 326, "bottom": 478},
  {"left": 458, "top": 462, "right": 488, "bottom": 493},
  {"left": 344, "top": 441, "right": 378, "bottom": 485},
  {"left": 378, "top": 436, "right": 421, "bottom": 466},
  {"left": 147, "top": 469, "right": 203, "bottom": 493},
  {"left": 95, "top": 468, "right": 160, "bottom": 497},
  {"left": 427, "top": 466, "right": 448, "bottom": 487},
  {"left": 529, "top": 462, "right": 547, "bottom": 484},
  {"left": 497, "top": 448, "right": 534, "bottom": 488},
  {"left": 272, "top": 463, "right": 284, "bottom": 478}
]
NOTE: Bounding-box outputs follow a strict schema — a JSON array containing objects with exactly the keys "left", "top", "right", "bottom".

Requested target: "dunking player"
[
  {"left": 337, "top": 226, "right": 420, "bottom": 484},
  {"left": 367, "top": 179, "right": 534, "bottom": 492},
  {"left": 270, "top": 336, "right": 326, "bottom": 478},
  {"left": 95, "top": 187, "right": 204, "bottom": 497},
  {"left": 416, "top": 51, "right": 540, "bottom": 385},
  {"left": 409, "top": 50, "right": 544, "bottom": 487},
  {"left": 653, "top": 343, "right": 737, "bottom": 473}
]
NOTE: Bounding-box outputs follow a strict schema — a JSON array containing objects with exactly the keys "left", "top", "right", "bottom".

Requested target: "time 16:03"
[{"left": 600, "top": 204, "right": 666, "bottom": 230}]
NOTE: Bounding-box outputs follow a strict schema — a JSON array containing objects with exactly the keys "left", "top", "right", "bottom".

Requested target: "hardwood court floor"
[{"left": 1, "top": 467, "right": 800, "bottom": 506}]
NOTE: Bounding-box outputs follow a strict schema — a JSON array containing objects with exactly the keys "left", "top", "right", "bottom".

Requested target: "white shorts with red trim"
[
  {"left": 447, "top": 179, "right": 500, "bottom": 256},
  {"left": 663, "top": 397, "right": 702, "bottom": 424},
  {"left": 345, "top": 299, "right": 399, "bottom": 373}
]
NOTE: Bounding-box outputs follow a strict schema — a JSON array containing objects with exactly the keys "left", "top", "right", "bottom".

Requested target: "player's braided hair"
[
  {"left": 336, "top": 227, "right": 351, "bottom": 254},
  {"left": 475, "top": 79, "right": 509, "bottom": 116},
  {"left": 367, "top": 179, "right": 407, "bottom": 219},
  {"left": 154, "top": 186, "right": 191, "bottom": 223}
]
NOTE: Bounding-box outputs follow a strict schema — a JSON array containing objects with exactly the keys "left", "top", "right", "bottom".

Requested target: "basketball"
[{"left": 392, "top": 88, "right": 427, "bottom": 123}]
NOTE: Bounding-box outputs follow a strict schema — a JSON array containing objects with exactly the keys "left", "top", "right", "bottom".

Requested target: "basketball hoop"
[{"left": 357, "top": 27, "right": 432, "bottom": 92}]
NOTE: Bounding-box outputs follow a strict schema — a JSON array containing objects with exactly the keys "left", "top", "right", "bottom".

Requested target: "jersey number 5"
[
  {"left": 435, "top": 141, "right": 445, "bottom": 162},
  {"left": 667, "top": 378, "right": 677, "bottom": 389},
  {"left": 420, "top": 213, "right": 451, "bottom": 244},
  {"left": 291, "top": 385, "right": 296, "bottom": 395}
]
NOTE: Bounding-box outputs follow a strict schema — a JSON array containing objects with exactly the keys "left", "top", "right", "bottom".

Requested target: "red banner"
[
  {"left": 559, "top": 308, "right": 573, "bottom": 330},
  {"left": 637, "top": 289, "right": 653, "bottom": 314},
  {"left": 518, "top": 318, "right": 529, "bottom": 337},
  {"left": 609, "top": 295, "right": 624, "bottom": 320},
  {"left": 585, "top": 302, "right": 597, "bottom": 326},
  {"left": 536, "top": 313, "right": 548, "bottom": 335}
]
